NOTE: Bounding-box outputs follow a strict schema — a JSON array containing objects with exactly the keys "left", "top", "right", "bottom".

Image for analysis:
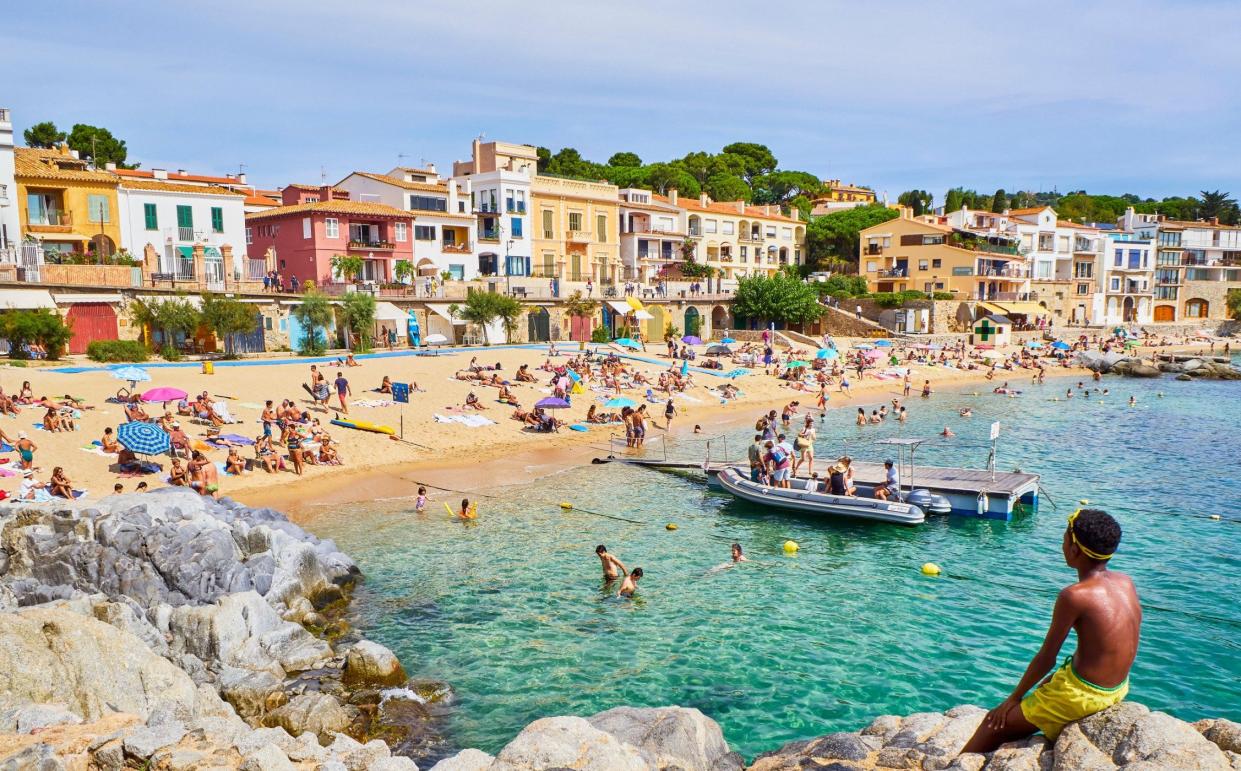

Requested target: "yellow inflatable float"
[{"left": 331, "top": 418, "right": 396, "bottom": 435}]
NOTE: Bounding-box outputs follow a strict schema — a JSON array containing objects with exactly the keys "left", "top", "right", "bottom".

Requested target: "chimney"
[
  {"left": 699, "top": 193, "right": 710, "bottom": 207},
  {"left": 69, "top": 149, "right": 80, "bottom": 159},
  {"left": 153, "top": 168, "right": 168, "bottom": 180},
  {"left": 668, "top": 188, "right": 678, "bottom": 206},
  {"left": 735, "top": 200, "right": 746, "bottom": 214},
  {"left": 427, "top": 163, "right": 436, "bottom": 174},
  {"left": 105, "top": 162, "right": 117, "bottom": 171},
  {"left": 226, "top": 173, "right": 235, "bottom": 180},
  {"left": 177, "top": 169, "right": 186, "bottom": 176},
  {"left": 238, "top": 173, "right": 247, "bottom": 185}
]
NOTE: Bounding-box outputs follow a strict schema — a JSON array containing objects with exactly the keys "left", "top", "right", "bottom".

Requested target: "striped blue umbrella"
[
  {"left": 116, "top": 422, "right": 171, "bottom": 456},
  {"left": 110, "top": 366, "right": 151, "bottom": 383}
]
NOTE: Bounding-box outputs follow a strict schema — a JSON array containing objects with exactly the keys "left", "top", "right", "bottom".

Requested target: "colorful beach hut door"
[
  {"left": 65, "top": 303, "right": 119, "bottom": 355},
  {"left": 684, "top": 306, "right": 701, "bottom": 337},
  {"left": 527, "top": 307, "right": 551, "bottom": 342},
  {"left": 226, "top": 310, "right": 266, "bottom": 354},
  {"left": 569, "top": 315, "right": 592, "bottom": 342}
]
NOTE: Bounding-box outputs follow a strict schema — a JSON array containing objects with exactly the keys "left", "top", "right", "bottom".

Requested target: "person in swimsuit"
[
  {"left": 16, "top": 432, "right": 36, "bottom": 470},
  {"left": 415, "top": 486, "right": 428, "bottom": 514},
  {"left": 963, "top": 508, "right": 1139, "bottom": 753},
  {"left": 618, "top": 567, "right": 643, "bottom": 597},
  {"left": 793, "top": 416, "right": 815, "bottom": 476},
  {"left": 49, "top": 466, "right": 73, "bottom": 498},
  {"left": 663, "top": 399, "right": 677, "bottom": 430},
  {"left": 731, "top": 543, "right": 748, "bottom": 563},
  {"left": 596, "top": 545, "right": 627, "bottom": 582},
  {"left": 334, "top": 371, "right": 351, "bottom": 414}
]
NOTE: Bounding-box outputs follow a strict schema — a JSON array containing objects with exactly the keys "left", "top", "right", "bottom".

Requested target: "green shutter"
[
  {"left": 211, "top": 207, "right": 223, "bottom": 232},
  {"left": 176, "top": 205, "right": 193, "bottom": 229},
  {"left": 88, "top": 195, "right": 110, "bottom": 223},
  {"left": 143, "top": 203, "right": 158, "bottom": 230}
]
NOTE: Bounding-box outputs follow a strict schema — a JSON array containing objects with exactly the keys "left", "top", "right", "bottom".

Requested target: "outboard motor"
[{"left": 907, "top": 488, "right": 953, "bottom": 515}]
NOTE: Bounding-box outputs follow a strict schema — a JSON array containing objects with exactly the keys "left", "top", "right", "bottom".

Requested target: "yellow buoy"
[
  {"left": 1210, "top": 514, "right": 1221, "bottom": 521},
  {"left": 666, "top": 523, "right": 678, "bottom": 531},
  {"left": 559, "top": 502, "right": 574, "bottom": 510},
  {"left": 783, "top": 540, "right": 799, "bottom": 553},
  {"left": 1079, "top": 499, "right": 1090, "bottom": 505},
  {"left": 921, "top": 562, "right": 941, "bottom": 576}
]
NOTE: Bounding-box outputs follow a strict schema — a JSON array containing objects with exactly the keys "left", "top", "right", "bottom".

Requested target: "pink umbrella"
[
  {"left": 863, "top": 349, "right": 884, "bottom": 360},
  {"left": 142, "top": 386, "right": 189, "bottom": 402}
]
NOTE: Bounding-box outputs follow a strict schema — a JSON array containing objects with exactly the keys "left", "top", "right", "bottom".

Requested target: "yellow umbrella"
[{"left": 626, "top": 296, "right": 645, "bottom": 312}]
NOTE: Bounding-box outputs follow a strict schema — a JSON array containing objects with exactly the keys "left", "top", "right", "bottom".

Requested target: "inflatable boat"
[{"left": 716, "top": 466, "right": 925, "bottom": 526}]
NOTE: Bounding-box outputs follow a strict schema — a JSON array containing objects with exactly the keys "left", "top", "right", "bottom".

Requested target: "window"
[
  {"left": 722, "top": 222, "right": 734, "bottom": 235},
  {"left": 511, "top": 217, "right": 523, "bottom": 238},
  {"left": 922, "top": 235, "right": 944, "bottom": 245},
  {"left": 176, "top": 205, "right": 193, "bottom": 234},
  {"left": 740, "top": 245, "right": 748, "bottom": 261},
  {"left": 302, "top": 217, "right": 311, "bottom": 239},
  {"left": 210, "top": 207, "right": 224, "bottom": 233},
  {"left": 568, "top": 212, "right": 582, "bottom": 232},
  {"left": 409, "top": 195, "right": 447, "bottom": 212},
  {"left": 394, "top": 222, "right": 407, "bottom": 242},
  {"left": 1077, "top": 283, "right": 1089, "bottom": 295},
  {"left": 87, "top": 194, "right": 110, "bottom": 223},
  {"left": 782, "top": 227, "right": 792, "bottom": 239},
  {"left": 143, "top": 203, "right": 158, "bottom": 230},
  {"left": 866, "top": 261, "right": 877, "bottom": 272},
  {"left": 656, "top": 216, "right": 673, "bottom": 232},
  {"left": 506, "top": 192, "right": 515, "bottom": 212},
  {"left": 704, "top": 219, "right": 717, "bottom": 234},
  {"left": 245, "top": 227, "right": 252, "bottom": 244},
  {"left": 448, "top": 264, "right": 465, "bottom": 280},
  {"left": 596, "top": 214, "right": 606, "bottom": 242},
  {"left": 1110, "top": 277, "right": 1120, "bottom": 291},
  {"left": 1075, "top": 262, "right": 1093, "bottom": 278},
  {"left": 931, "top": 259, "right": 942, "bottom": 268},
  {"left": 414, "top": 225, "right": 436, "bottom": 240},
  {"left": 542, "top": 210, "right": 554, "bottom": 238},
  {"left": 516, "top": 191, "right": 526, "bottom": 213},
  {"left": 323, "top": 218, "right": 338, "bottom": 238},
  {"left": 918, "top": 260, "right": 929, "bottom": 271}
]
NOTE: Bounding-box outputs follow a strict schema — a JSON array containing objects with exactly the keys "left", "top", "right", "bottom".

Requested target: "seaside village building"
[
  {"left": 1119, "top": 207, "right": 1241, "bottom": 323},
  {"left": 618, "top": 188, "right": 689, "bottom": 284},
  {"left": 0, "top": 109, "right": 19, "bottom": 268},
  {"left": 810, "top": 179, "right": 878, "bottom": 216},
  {"left": 673, "top": 192, "right": 806, "bottom": 282},
  {"left": 450, "top": 139, "right": 537, "bottom": 281},
  {"left": 530, "top": 169, "right": 620, "bottom": 284}
]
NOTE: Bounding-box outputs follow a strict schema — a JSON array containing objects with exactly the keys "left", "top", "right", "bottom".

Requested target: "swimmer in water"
[
  {"left": 960, "top": 407, "right": 973, "bottom": 417},
  {"left": 731, "top": 543, "right": 748, "bottom": 563},
  {"left": 1066, "top": 389, "right": 1074, "bottom": 399},
  {"left": 1128, "top": 396, "right": 1136, "bottom": 406},
  {"left": 941, "top": 426, "right": 955, "bottom": 438},
  {"left": 618, "top": 567, "right": 643, "bottom": 597},
  {"left": 415, "top": 486, "right": 427, "bottom": 514},
  {"left": 458, "top": 498, "right": 477, "bottom": 520},
  {"left": 596, "top": 544, "right": 627, "bottom": 582}
]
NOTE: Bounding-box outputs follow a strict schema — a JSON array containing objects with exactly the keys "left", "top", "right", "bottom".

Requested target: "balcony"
[
  {"left": 877, "top": 268, "right": 905, "bottom": 278},
  {"left": 630, "top": 225, "right": 685, "bottom": 237},
  {"left": 979, "top": 266, "right": 1029, "bottom": 278},
  {"left": 26, "top": 210, "right": 73, "bottom": 232},
  {"left": 1073, "top": 240, "right": 1101, "bottom": 254},
  {"left": 479, "top": 232, "right": 501, "bottom": 243},
  {"left": 974, "top": 291, "right": 1036, "bottom": 302},
  {"left": 865, "top": 244, "right": 883, "bottom": 256},
  {"left": 567, "top": 229, "right": 592, "bottom": 242},
  {"left": 442, "top": 242, "right": 471, "bottom": 254},
  {"left": 505, "top": 204, "right": 527, "bottom": 214},
  {"left": 348, "top": 240, "right": 395, "bottom": 251}
]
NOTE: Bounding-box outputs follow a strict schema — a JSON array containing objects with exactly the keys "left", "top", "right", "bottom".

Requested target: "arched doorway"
[
  {"left": 684, "top": 306, "right": 701, "bottom": 337},
  {"left": 1184, "top": 299, "right": 1209, "bottom": 319},
  {"left": 711, "top": 305, "right": 729, "bottom": 333},
  {"left": 89, "top": 234, "right": 115, "bottom": 259},
  {"left": 645, "top": 305, "right": 665, "bottom": 341},
  {"left": 1153, "top": 305, "right": 1175, "bottom": 322},
  {"left": 1122, "top": 296, "right": 1136, "bottom": 322},
  {"left": 527, "top": 306, "right": 551, "bottom": 342}
]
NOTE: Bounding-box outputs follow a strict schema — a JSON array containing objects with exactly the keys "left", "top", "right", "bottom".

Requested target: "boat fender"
[
  {"left": 977, "top": 491, "right": 990, "bottom": 517},
  {"left": 921, "top": 562, "right": 941, "bottom": 576},
  {"left": 783, "top": 540, "right": 799, "bottom": 554},
  {"left": 560, "top": 502, "right": 574, "bottom": 510}
]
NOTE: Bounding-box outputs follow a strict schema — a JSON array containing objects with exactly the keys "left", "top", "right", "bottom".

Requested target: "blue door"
[{"left": 227, "top": 310, "right": 266, "bottom": 354}]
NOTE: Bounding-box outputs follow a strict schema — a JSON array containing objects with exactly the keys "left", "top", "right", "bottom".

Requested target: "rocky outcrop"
[{"left": 1078, "top": 350, "right": 1241, "bottom": 380}]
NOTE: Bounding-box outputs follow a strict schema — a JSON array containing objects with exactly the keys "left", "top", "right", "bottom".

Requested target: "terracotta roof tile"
[
  {"left": 245, "top": 194, "right": 281, "bottom": 207},
  {"left": 14, "top": 148, "right": 118, "bottom": 184},
  {"left": 342, "top": 171, "right": 447, "bottom": 194},
  {"left": 1007, "top": 206, "right": 1051, "bottom": 216},
  {"left": 114, "top": 168, "right": 241, "bottom": 185},
  {"left": 652, "top": 194, "right": 802, "bottom": 224},
  {"left": 245, "top": 199, "right": 413, "bottom": 221},
  {"left": 118, "top": 179, "right": 244, "bottom": 197}
]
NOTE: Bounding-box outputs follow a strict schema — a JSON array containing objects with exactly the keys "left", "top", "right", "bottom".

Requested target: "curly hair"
[{"left": 1072, "top": 508, "right": 1122, "bottom": 560}]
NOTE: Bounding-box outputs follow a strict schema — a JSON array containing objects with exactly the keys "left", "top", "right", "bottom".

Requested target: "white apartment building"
[
  {"left": 0, "top": 108, "right": 18, "bottom": 262},
  {"left": 671, "top": 193, "right": 805, "bottom": 284},
  {"left": 451, "top": 139, "right": 537, "bottom": 279},
  {"left": 1119, "top": 207, "right": 1241, "bottom": 322},
  {"left": 115, "top": 174, "right": 248, "bottom": 285},
  {"left": 1093, "top": 232, "right": 1154, "bottom": 325},
  {"left": 618, "top": 187, "right": 687, "bottom": 283},
  {"left": 336, "top": 167, "right": 478, "bottom": 281}
]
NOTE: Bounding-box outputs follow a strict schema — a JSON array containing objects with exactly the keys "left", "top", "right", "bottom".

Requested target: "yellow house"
[
  {"left": 811, "top": 179, "right": 877, "bottom": 215},
  {"left": 859, "top": 213, "right": 1031, "bottom": 301},
  {"left": 15, "top": 147, "right": 121, "bottom": 259},
  {"left": 531, "top": 174, "right": 619, "bottom": 283}
]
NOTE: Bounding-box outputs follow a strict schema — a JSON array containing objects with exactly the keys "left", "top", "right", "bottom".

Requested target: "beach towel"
[
  {"left": 352, "top": 399, "right": 395, "bottom": 408},
  {"left": 722, "top": 369, "right": 750, "bottom": 379},
  {"left": 433, "top": 413, "right": 496, "bottom": 428},
  {"left": 211, "top": 401, "right": 238, "bottom": 424},
  {"left": 0, "top": 442, "right": 11, "bottom": 452},
  {"left": 79, "top": 446, "right": 113, "bottom": 457},
  {"left": 569, "top": 424, "right": 588, "bottom": 432}
]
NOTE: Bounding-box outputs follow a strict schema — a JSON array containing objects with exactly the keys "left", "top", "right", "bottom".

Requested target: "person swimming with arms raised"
[{"left": 961, "top": 508, "right": 1139, "bottom": 754}]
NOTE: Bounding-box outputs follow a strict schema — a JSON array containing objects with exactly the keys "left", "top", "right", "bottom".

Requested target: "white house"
[
  {"left": 115, "top": 175, "right": 248, "bottom": 286},
  {"left": 1093, "top": 232, "right": 1154, "bottom": 325},
  {"left": 0, "top": 108, "right": 19, "bottom": 263},
  {"left": 450, "top": 138, "right": 537, "bottom": 281},
  {"left": 618, "top": 187, "right": 687, "bottom": 283},
  {"left": 335, "top": 166, "right": 480, "bottom": 282}
]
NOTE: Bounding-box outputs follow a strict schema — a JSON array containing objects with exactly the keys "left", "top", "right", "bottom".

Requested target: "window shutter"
[
  {"left": 144, "top": 203, "right": 158, "bottom": 230},
  {"left": 211, "top": 207, "right": 224, "bottom": 232}
]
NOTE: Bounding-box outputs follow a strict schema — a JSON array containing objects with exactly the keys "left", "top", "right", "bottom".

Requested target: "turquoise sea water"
[{"left": 308, "top": 370, "right": 1241, "bottom": 762}]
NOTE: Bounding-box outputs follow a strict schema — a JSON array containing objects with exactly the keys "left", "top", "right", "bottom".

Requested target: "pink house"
[{"left": 245, "top": 185, "right": 414, "bottom": 288}]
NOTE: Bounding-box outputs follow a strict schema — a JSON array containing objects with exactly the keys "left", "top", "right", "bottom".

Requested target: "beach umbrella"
[
  {"left": 855, "top": 343, "right": 874, "bottom": 350},
  {"left": 720, "top": 337, "right": 736, "bottom": 344},
  {"left": 785, "top": 360, "right": 808, "bottom": 368},
  {"left": 816, "top": 348, "right": 839, "bottom": 359},
  {"left": 535, "top": 397, "right": 570, "bottom": 410},
  {"left": 681, "top": 335, "right": 703, "bottom": 345},
  {"left": 111, "top": 366, "right": 150, "bottom": 383},
  {"left": 424, "top": 333, "right": 448, "bottom": 346},
  {"left": 604, "top": 396, "right": 636, "bottom": 408},
  {"left": 141, "top": 386, "right": 188, "bottom": 402},
  {"left": 116, "top": 422, "right": 171, "bottom": 456},
  {"left": 1025, "top": 341, "right": 1043, "bottom": 349},
  {"left": 874, "top": 339, "right": 892, "bottom": 347},
  {"left": 614, "top": 338, "right": 640, "bottom": 349},
  {"left": 863, "top": 349, "right": 884, "bottom": 360},
  {"left": 1051, "top": 341, "right": 1071, "bottom": 351},
  {"left": 706, "top": 344, "right": 732, "bottom": 356}
]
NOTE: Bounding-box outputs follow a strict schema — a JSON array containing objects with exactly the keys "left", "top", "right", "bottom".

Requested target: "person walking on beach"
[
  {"left": 903, "top": 373, "right": 912, "bottom": 398},
  {"left": 961, "top": 508, "right": 1139, "bottom": 754},
  {"left": 596, "top": 545, "right": 627, "bottom": 583},
  {"left": 663, "top": 398, "right": 677, "bottom": 430},
  {"left": 334, "top": 371, "right": 351, "bottom": 414}
]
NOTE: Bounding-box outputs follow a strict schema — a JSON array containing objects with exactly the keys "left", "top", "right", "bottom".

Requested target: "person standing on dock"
[
  {"left": 748, "top": 434, "right": 766, "bottom": 483},
  {"left": 961, "top": 508, "right": 1140, "bottom": 754}
]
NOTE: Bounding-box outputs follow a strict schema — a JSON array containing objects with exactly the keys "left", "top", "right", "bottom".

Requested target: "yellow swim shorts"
[{"left": 1021, "top": 656, "right": 1129, "bottom": 740}]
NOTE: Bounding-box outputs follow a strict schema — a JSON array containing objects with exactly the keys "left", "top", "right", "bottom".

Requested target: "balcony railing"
[
  {"left": 442, "top": 242, "right": 471, "bottom": 254},
  {"left": 567, "top": 229, "right": 592, "bottom": 242},
  {"left": 630, "top": 225, "right": 685, "bottom": 236},
  {"left": 178, "top": 226, "right": 197, "bottom": 242},
  {"left": 246, "top": 259, "right": 268, "bottom": 280},
  {"left": 348, "top": 240, "right": 395, "bottom": 250},
  {"left": 479, "top": 232, "right": 501, "bottom": 243},
  {"left": 505, "top": 204, "right": 527, "bottom": 214},
  {"left": 979, "top": 267, "right": 1029, "bottom": 278},
  {"left": 26, "top": 211, "right": 72, "bottom": 228},
  {"left": 865, "top": 244, "right": 883, "bottom": 255},
  {"left": 877, "top": 268, "right": 905, "bottom": 277},
  {"left": 973, "top": 291, "right": 1036, "bottom": 302}
]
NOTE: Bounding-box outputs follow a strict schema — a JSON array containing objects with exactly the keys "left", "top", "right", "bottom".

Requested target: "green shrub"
[
  {"left": 86, "top": 339, "right": 149, "bottom": 362},
  {"left": 590, "top": 326, "right": 610, "bottom": 343},
  {"left": 160, "top": 344, "right": 183, "bottom": 362},
  {"left": 932, "top": 292, "right": 955, "bottom": 300},
  {"left": 0, "top": 309, "right": 74, "bottom": 359}
]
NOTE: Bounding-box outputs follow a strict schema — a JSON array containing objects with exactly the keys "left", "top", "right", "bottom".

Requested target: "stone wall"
[{"left": 40, "top": 263, "right": 141, "bottom": 288}]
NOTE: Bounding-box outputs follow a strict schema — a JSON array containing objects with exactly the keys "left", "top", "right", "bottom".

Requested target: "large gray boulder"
[
  {"left": 0, "top": 606, "right": 199, "bottom": 721},
  {"left": 587, "top": 706, "right": 742, "bottom": 771},
  {"left": 491, "top": 716, "right": 649, "bottom": 770},
  {"left": 263, "top": 693, "right": 353, "bottom": 740},
  {"left": 344, "top": 640, "right": 408, "bottom": 687}
]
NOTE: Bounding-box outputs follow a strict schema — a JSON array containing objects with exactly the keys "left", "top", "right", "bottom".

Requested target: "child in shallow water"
[{"left": 415, "top": 486, "right": 427, "bottom": 514}]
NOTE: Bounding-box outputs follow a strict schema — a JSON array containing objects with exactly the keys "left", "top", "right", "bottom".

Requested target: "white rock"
[
  {"left": 493, "top": 715, "right": 648, "bottom": 770},
  {"left": 429, "top": 748, "right": 495, "bottom": 771},
  {"left": 240, "top": 743, "right": 296, "bottom": 771}
]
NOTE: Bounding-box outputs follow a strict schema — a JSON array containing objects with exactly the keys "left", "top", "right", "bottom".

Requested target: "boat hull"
[{"left": 716, "top": 467, "right": 925, "bottom": 526}]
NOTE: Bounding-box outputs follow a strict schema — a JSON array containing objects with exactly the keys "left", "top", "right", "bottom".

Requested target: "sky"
[{"left": 5, "top": 0, "right": 1240, "bottom": 203}]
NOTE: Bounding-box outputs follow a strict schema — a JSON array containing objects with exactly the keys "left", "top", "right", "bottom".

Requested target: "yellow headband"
[{"left": 1068, "top": 509, "right": 1114, "bottom": 561}]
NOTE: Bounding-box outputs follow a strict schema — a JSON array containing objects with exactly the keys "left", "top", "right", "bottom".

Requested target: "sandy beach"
[{"left": 1, "top": 332, "right": 1217, "bottom": 515}]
